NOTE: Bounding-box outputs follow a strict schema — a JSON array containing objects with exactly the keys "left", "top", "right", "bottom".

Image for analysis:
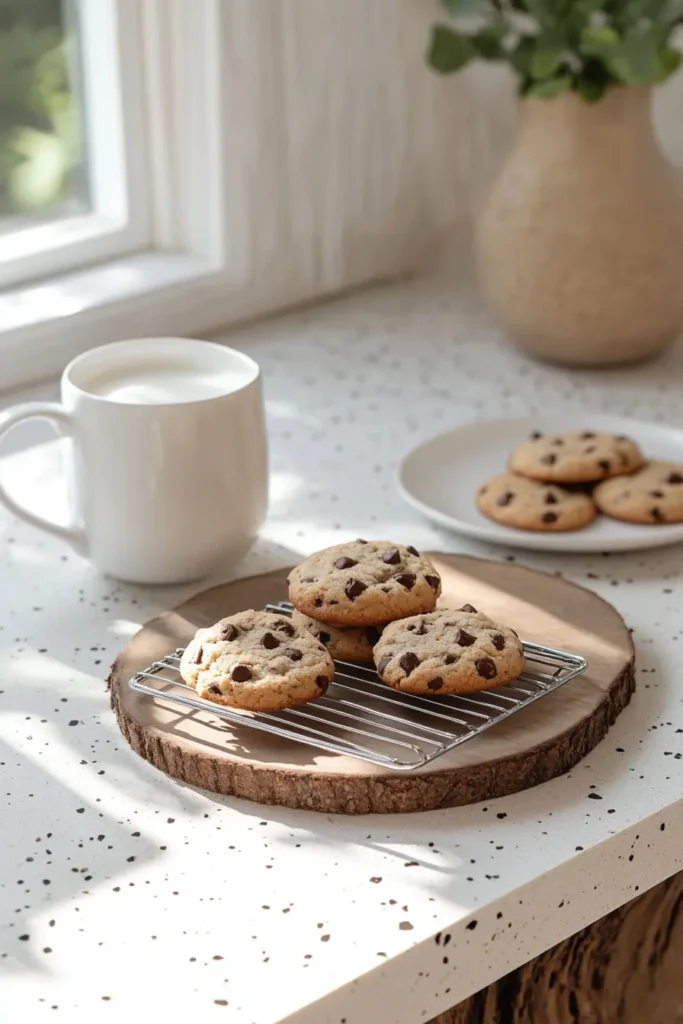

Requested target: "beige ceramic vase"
[{"left": 476, "top": 86, "right": 683, "bottom": 366}]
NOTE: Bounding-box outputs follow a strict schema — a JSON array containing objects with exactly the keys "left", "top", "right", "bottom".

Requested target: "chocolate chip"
[
  {"left": 650, "top": 490, "right": 665, "bottom": 498},
  {"left": 542, "top": 511, "right": 558, "bottom": 524},
  {"left": 262, "top": 632, "right": 280, "bottom": 649},
  {"left": 651, "top": 507, "right": 665, "bottom": 522},
  {"left": 314, "top": 598, "right": 323, "bottom": 607},
  {"left": 345, "top": 578, "right": 367, "bottom": 600},
  {"left": 231, "top": 664, "right": 252, "bottom": 682},
  {"left": 459, "top": 604, "right": 478, "bottom": 613},
  {"left": 220, "top": 624, "right": 239, "bottom": 641},
  {"left": 475, "top": 657, "right": 497, "bottom": 680},
  {"left": 319, "top": 631, "right": 331, "bottom": 645},
  {"left": 540, "top": 453, "right": 556, "bottom": 466},
  {"left": 284, "top": 647, "right": 302, "bottom": 661},
  {"left": 356, "top": 538, "right": 368, "bottom": 544},
  {"left": 335, "top": 556, "right": 358, "bottom": 570},
  {"left": 315, "top": 675, "right": 330, "bottom": 693},
  {"left": 301, "top": 577, "right": 316, "bottom": 584},
  {"left": 399, "top": 652, "right": 419, "bottom": 675},
  {"left": 366, "top": 627, "right": 380, "bottom": 645},
  {"left": 195, "top": 646, "right": 204, "bottom": 665},
  {"left": 667, "top": 472, "right": 683, "bottom": 484},
  {"left": 443, "top": 654, "right": 458, "bottom": 665},
  {"left": 552, "top": 437, "right": 564, "bottom": 446},
  {"left": 496, "top": 492, "right": 514, "bottom": 507},
  {"left": 544, "top": 492, "right": 558, "bottom": 504},
  {"left": 530, "top": 431, "right": 543, "bottom": 440},
  {"left": 406, "top": 545, "right": 420, "bottom": 556},
  {"left": 427, "top": 678, "right": 444, "bottom": 691},
  {"left": 491, "top": 633, "right": 505, "bottom": 651},
  {"left": 584, "top": 446, "right": 597, "bottom": 454},
  {"left": 207, "top": 683, "right": 221, "bottom": 696},
  {"left": 377, "top": 655, "right": 392, "bottom": 674},
  {"left": 456, "top": 629, "right": 476, "bottom": 647},
  {"left": 581, "top": 431, "right": 596, "bottom": 439},
  {"left": 382, "top": 548, "right": 400, "bottom": 565},
  {"left": 425, "top": 574, "right": 440, "bottom": 590},
  {"left": 598, "top": 460, "right": 611, "bottom": 473},
  {"left": 395, "top": 573, "right": 416, "bottom": 590},
  {"left": 414, "top": 622, "right": 428, "bottom": 635},
  {"left": 276, "top": 620, "right": 296, "bottom": 637}
]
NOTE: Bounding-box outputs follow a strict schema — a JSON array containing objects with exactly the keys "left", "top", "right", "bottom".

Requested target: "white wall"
[{"left": 218, "top": 0, "right": 683, "bottom": 313}]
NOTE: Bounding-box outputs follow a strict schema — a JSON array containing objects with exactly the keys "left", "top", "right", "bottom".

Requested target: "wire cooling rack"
[{"left": 129, "top": 602, "right": 587, "bottom": 772}]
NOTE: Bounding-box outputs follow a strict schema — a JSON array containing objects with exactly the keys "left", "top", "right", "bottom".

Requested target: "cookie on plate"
[
  {"left": 509, "top": 430, "right": 644, "bottom": 483},
  {"left": 373, "top": 608, "right": 525, "bottom": 695},
  {"left": 594, "top": 461, "right": 683, "bottom": 524},
  {"left": 477, "top": 473, "right": 596, "bottom": 532},
  {"left": 291, "top": 609, "right": 381, "bottom": 662},
  {"left": 288, "top": 540, "right": 441, "bottom": 627},
  {"left": 179, "top": 609, "right": 334, "bottom": 712}
]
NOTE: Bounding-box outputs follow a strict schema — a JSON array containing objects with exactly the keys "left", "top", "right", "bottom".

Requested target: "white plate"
[{"left": 398, "top": 414, "right": 683, "bottom": 553}]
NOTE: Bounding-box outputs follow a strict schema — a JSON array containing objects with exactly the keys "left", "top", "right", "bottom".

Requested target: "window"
[
  {"left": 0, "top": 0, "right": 228, "bottom": 393},
  {"left": 0, "top": 0, "right": 149, "bottom": 288}
]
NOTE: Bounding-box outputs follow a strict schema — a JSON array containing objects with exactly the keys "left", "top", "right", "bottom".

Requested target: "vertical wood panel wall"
[{"left": 218, "top": 2, "right": 683, "bottom": 313}]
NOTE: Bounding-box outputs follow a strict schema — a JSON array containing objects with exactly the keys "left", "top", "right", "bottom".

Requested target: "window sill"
[{"left": 0, "top": 252, "right": 225, "bottom": 393}]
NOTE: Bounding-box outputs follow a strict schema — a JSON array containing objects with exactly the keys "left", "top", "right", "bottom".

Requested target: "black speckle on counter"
[
  {"left": 587, "top": 793, "right": 603, "bottom": 800},
  {"left": 466, "top": 920, "right": 477, "bottom": 931},
  {"left": 398, "top": 921, "right": 413, "bottom": 931}
]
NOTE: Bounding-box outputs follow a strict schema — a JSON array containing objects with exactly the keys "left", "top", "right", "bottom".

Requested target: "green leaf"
[
  {"left": 529, "top": 75, "right": 573, "bottom": 99},
  {"left": 428, "top": 24, "right": 475, "bottom": 74},
  {"left": 471, "top": 23, "right": 507, "bottom": 61},
  {"left": 509, "top": 36, "right": 536, "bottom": 77},
  {"left": 530, "top": 48, "right": 565, "bottom": 80},
  {"left": 577, "top": 75, "right": 608, "bottom": 102},
  {"left": 523, "top": 0, "right": 554, "bottom": 25},
  {"left": 657, "top": 46, "right": 682, "bottom": 81},
  {"left": 580, "top": 25, "right": 620, "bottom": 60},
  {"left": 607, "top": 25, "right": 661, "bottom": 84},
  {"left": 660, "top": 0, "right": 683, "bottom": 25},
  {"left": 440, "top": 0, "right": 488, "bottom": 16}
]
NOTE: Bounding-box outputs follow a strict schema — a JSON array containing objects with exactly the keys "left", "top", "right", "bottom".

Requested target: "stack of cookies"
[
  {"left": 179, "top": 538, "right": 526, "bottom": 712},
  {"left": 477, "top": 429, "right": 683, "bottom": 532}
]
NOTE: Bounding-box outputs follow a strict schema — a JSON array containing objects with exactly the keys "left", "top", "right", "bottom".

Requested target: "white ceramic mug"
[{"left": 0, "top": 338, "right": 268, "bottom": 584}]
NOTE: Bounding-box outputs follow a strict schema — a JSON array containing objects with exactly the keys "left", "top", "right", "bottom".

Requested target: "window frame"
[
  {"left": 0, "top": 0, "right": 151, "bottom": 289},
  {"left": 0, "top": 0, "right": 227, "bottom": 393}
]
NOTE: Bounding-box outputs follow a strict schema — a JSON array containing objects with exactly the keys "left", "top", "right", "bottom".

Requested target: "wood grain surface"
[
  {"left": 109, "top": 554, "right": 635, "bottom": 814},
  {"left": 430, "top": 871, "right": 683, "bottom": 1024}
]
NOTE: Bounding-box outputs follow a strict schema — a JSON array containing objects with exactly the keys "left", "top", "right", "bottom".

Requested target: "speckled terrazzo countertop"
[{"left": 2, "top": 273, "right": 683, "bottom": 1024}]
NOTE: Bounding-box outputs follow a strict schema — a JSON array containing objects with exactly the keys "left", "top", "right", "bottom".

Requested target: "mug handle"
[{"left": 0, "top": 402, "right": 88, "bottom": 555}]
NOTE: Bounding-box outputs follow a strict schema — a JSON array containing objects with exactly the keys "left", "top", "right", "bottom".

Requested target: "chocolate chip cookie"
[
  {"left": 291, "top": 610, "right": 381, "bottom": 662},
  {"left": 594, "top": 461, "right": 683, "bottom": 524},
  {"left": 289, "top": 540, "right": 441, "bottom": 626},
  {"left": 373, "top": 608, "right": 525, "bottom": 695},
  {"left": 510, "top": 430, "right": 644, "bottom": 483},
  {"left": 179, "top": 609, "right": 334, "bottom": 712},
  {"left": 477, "top": 473, "right": 596, "bottom": 532}
]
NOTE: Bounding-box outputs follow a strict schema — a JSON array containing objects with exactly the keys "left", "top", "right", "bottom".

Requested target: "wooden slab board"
[{"left": 109, "top": 554, "right": 635, "bottom": 814}]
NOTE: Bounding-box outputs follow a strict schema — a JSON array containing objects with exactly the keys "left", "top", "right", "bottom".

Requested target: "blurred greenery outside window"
[{"left": 0, "top": 0, "right": 88, "bottom": 235}]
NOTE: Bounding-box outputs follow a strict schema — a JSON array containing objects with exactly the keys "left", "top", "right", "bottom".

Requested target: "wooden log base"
[
  {"left": 431, "top": 871, "right": 683, "bottom": 1024},
  {"left": 109, "top": 554, "right": 635, "bottom": 814}
]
